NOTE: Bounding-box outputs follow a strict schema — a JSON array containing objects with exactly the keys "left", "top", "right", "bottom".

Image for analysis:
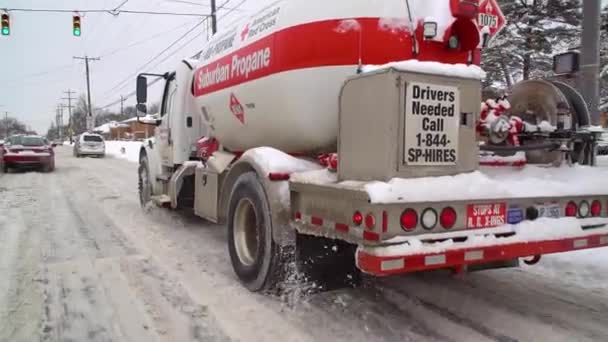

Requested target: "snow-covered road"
[{"left": 2, "top": 147, "right": 608, "bottom": 342}]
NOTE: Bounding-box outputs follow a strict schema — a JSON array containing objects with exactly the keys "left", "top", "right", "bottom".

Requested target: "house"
[
  {"left": 93, "top": 115, "right": 158, "bottom": 141},
  {"left": 121, "top": 116, "right": 157, "bottom": 140},
  {"left": 600, "top": 102, "right": 607, "bottom": 128},
  {"left": 93, "top": 121, "right": 130, "bottom": 140}
]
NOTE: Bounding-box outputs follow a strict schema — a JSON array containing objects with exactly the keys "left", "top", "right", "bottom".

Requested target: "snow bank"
[
  {"left": 365, "top": 165, "right": 608, "bottom": 204},
  {"left": 122, "top": 114, "right": 159, "bottom": 125},
  {"left": 105, "top": 141, "right": 142, "bottom": 163},
  {"left": 291, "top": 169, "right": 338, "bottom": 184},
  {"left": 292, "top": 163, "right": 608, "bottom": 204},
  {"left": 241, "top": 147, "right": 321, "bottom": 174},
  {"left": 360, "top": 217, "right": 608, "bottom": 257},
  {"left": 479, "top": 151, "right": 526, "bottom": 165},
  {"left": 362, "top": 60, "right": 486, "bottom": 80}
]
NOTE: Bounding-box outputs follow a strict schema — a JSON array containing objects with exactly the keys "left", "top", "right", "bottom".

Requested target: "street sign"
[{"left": 478, "top": 0, "right": 506, "bottom": 44}]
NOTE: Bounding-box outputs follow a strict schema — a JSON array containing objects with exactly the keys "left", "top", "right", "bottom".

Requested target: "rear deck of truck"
[
  {"left": 288, "top": 164, "right": 608, "bottom": 276},
  {"left": 275, "top": 65, "right": 608, "bottom": 277}
]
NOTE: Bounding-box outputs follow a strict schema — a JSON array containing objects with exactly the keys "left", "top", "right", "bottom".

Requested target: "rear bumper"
[
  {"left": 78, "top": 150, "right": 105, "bottom": 155},
  {"left": 4, "top": 154, "right": 52, "bottom": 165},
  {"left": 356, "top": 218, "right": 608, "bottom": 276}
]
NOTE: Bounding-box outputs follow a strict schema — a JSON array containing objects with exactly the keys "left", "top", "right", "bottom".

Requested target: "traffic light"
[
  {"left": 72, "top": 15, "right": 81, "bottom": 36},
  {"left": 1, "top": 13, "right": 10, "bottom": 36}
]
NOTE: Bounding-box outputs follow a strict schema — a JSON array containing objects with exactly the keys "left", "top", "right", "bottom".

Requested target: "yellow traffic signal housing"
[
  {"left": 73, "top": 15, "right": 81, "bottom": 36},
  {"left": 1, "top": 13, "right": 10, "bottom": 36}
]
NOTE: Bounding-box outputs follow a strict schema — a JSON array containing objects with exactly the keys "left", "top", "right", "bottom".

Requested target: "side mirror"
[
  {"left": 553, "top": 51, "right": 580, "bottom": 75},
  {"left": 51, "top": 143, "right": 57, "bottom": 148},
  {"left": 136, "top": 75, "right": 148, "bottom": 105},
  {"left": 136, "top": 103, "right": 147, "bottom": 115}
]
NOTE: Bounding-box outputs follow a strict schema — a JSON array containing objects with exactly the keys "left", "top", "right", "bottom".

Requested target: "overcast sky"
[{"left": 0, "top": 0, "right": 255, "bottom": 133}]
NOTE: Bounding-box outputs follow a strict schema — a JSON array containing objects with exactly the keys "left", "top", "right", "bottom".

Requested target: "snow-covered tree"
[
  {"left": 599, "top": 4, "right": 608, "bottom": 111},
  {"left": 482, "top": 0, "right": 582, "bottom": 87}
]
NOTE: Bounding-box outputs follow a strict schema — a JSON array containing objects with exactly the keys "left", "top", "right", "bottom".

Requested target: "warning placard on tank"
[{"left": 404, "top": 82, "right": 460, "bottom": 166}]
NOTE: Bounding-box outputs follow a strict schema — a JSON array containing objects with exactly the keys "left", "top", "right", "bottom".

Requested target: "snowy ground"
[
  {"left": 1, "top": 148, "right": 608, "bottom": 341},
  {"left": 105, "top": 141, "right": 143, "bottom": 163}
]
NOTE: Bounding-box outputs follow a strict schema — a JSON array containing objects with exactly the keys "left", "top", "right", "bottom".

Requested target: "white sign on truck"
[{"left": 404, "top": 82, "right": 460, "bottom": 166}]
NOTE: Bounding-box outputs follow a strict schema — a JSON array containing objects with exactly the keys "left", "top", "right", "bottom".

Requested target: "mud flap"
[{"left": 295, "top": 234, "right": 361, "bottom": 291}]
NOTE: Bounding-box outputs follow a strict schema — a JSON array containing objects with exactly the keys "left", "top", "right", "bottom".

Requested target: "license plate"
[
  {"left": 537, "top": 203, "right": 561, "bottom": 218},
  {"left": 467, "top": 203, "right": 507, "bottom": 229}
]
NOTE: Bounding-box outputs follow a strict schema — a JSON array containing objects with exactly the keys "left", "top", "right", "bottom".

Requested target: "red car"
[{"left": 0, "top": 135, "right": 56, "bottom": 173}]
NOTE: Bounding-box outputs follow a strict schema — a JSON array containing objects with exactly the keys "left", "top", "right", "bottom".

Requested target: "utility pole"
[
  {"left": 4, "top": 111, "right": 8, "bottom": 139},
  {"left": 210, "top": 0, "right": 217, "bottom": 34},
  {"left": 62, "top": 89, "right": 76, "bottom": 143},
  {"left": 73, "top": 56, "right": 100, "bottom": 132},
  {"left": 120, "top": 95, "right": 126, "bottom": 116},
  {"left": 59, "top": 105, "right": 64, "bottom": 141},
  {"left": 55, "top": 107, "right": 61, "bottom": 141},
  {"left": 578, "top": 0, "right": 602, "bottom": 125}
]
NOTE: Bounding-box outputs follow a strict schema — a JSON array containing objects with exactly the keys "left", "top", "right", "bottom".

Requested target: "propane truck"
[{"left": 134, "top": 0, "right": 608, "bottom": 292}]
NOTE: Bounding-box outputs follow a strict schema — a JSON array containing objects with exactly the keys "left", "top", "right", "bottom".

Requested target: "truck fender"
[
  {"left": 219, "top": 147, "right": 319, "bottom": 246},
  {"left": 140, "top": 138, "right": 163, "bottom": 196}
]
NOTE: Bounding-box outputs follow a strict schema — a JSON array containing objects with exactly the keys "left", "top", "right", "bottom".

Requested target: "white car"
[{"left": 74, "top": 133, "right": 106, "bottom": 158}]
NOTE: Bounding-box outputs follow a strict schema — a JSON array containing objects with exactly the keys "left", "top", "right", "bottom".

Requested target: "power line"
[
  {"left": 101, "top": 36, "right": 207, "bottom": 110},
  {"left": 98, "top": 18, "right": 200, "bottom": 59},
  {"left": 164, "top": 0, "right": 244, "bottom": 12},
  {"left": 1, "top": 63, "right": 78, "bottom": 83},
  {"left": 100, "top": 0, "right": 250, "bottom": 110},
  {"left": 113, "top": 0, "right": 130, "bottom": 11},
  {"left": 100, "top": 28, "right": 207, "bottom": 109},
  {"left": 102, "top": 18, "right": 206, "bottom": 97},
  {"left": 3, "top": 8, "right": 209, "bottom": 17}
]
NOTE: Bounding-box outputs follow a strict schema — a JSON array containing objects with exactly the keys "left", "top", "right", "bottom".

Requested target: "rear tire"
[
  {"left": 227, "top": 172, "right": 291, "bottom": 292},
  {"left": 138, "top": 154, "right": 153, "bottom": 207},
  {"left": 42, "top": 159, "right": 55, "bottom": 173}
]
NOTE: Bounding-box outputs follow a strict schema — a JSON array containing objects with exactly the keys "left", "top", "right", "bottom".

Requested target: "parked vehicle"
[
  {"left": 133, "top": 0, "right": 608, "bottom": 292},
  {"left": 74, "top": 133, "right": 106, "bottom": 158},
  {"left": 0, "top": 135, "right": 56, "bottom": 172}
]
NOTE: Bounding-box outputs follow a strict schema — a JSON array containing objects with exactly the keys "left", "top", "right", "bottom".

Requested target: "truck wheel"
[
  {"left": 228, "top": 172, "right": 290, "bottom": 292},
  {"left": 139, "top": 154, "right": 153, "bottom": 207}
]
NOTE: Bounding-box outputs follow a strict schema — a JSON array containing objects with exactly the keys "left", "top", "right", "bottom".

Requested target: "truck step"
[
  {"left": 156, "top": 174, "right": 171, "bottom": 182},
  {"left": 151, "top": 195, "right": 171, "bottom": 206}
]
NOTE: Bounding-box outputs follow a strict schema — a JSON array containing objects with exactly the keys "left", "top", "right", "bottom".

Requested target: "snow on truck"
[{"left": 134, "top": 0, "right": 608, "bottom": 292}]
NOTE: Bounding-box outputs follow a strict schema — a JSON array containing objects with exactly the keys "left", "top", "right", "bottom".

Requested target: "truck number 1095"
[{"left": 479, "top": 13, "right": 498, "bottom": 28}]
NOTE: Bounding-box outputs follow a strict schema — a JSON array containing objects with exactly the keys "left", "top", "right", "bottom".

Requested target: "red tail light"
[
  {"left": 440, "top": 207, "right": 457, "bottom": 229},
  {"left": 565, "top": 201, "right": 577, "bottom": 217},
  {"left": 268, "top": 172, "right": 290, "bottom": 181},
  {"left": 365, "top": 213, "right": 375, "bottom": 230},
  {"left": 591, "top": 200, "right": 602, "bottom": 217},
  {"left": 400, "top": 209, "right": 418, "bottom": 231},
  {"left": 353, "top": 211, "right": 363, "bottom": 226}
]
